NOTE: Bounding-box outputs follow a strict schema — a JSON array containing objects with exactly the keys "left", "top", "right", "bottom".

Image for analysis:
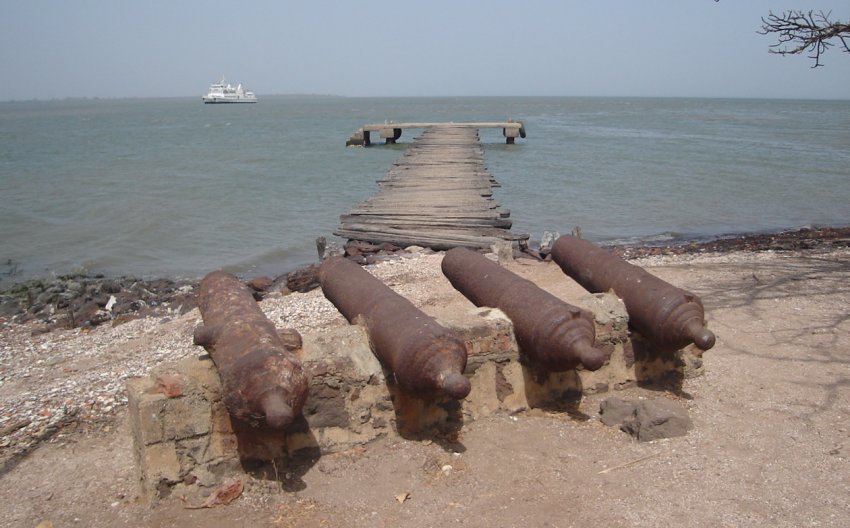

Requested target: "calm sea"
[{"left": 1, "top": 96, "right": 848, "bottom": 287}]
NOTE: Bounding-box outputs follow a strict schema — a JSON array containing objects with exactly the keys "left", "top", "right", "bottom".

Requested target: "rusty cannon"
[
  {"left": 318, "top": 256, "right": 471, "bottom": 399},
  {"left": 193, "top": 271, "right": 309, "bottom": 429},
  {"left": 550, "top": 236, "right": 715, "bottom": 352},
  {"left": 441, "top": 247, "right": 606, "bottom": 371}
]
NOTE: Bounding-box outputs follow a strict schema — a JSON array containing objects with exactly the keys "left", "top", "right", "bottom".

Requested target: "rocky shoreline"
[
  {"left": 606, "top": 225, "right": 850, "bottom": 259},
  {"left": 2, "top": 226, "right": 848, "bottom": 332}
]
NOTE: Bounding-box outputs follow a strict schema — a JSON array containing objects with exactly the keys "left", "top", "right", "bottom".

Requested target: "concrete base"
[
  {"left": 345, "top": 129, "right": 371, "bottom": 147},
  {"left": 127, "top": 292, "right": 704, "bottom": 501}
]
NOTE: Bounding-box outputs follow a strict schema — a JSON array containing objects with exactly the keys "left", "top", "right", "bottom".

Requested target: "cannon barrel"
[
  {"left": 193, "top": 271, "right": 309, "bottom": 429},
  {"left": 441, "top": 247, "right": 606, "bottom": 371},
  {"left": 551, "top": 236, "right": 715, "bottom": 352},
  {"left": 319, "top": 256, "right": 470, "bottom": 399}
]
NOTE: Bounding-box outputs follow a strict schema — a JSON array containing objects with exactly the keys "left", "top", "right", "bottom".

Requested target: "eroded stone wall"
[{"left": 127, "top": 292, "right": 704, "bottom": 500}]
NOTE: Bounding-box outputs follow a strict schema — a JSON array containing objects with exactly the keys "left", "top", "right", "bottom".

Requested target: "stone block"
[
  {"left": 142, "top": 442, "right": 181, "bottom": 484},
  {"left": 499, "top": 361, "right": 530, "bottom": 414},
  {"left": 463, "top": 362, "right": 501, "bottom": 420},
  {"left": 207, "top": 431, "right": 238, "bottom": 462},
  {"left": 128, "top": 386, "right": 168, "bottom": 446},
  {"left": 163, "top": 397, "right": 211, "bottom": 440}
]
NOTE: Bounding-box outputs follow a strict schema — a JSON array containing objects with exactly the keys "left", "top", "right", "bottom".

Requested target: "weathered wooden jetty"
[{"left": 336, "top": 125, "right": 529, "bottom": 250}]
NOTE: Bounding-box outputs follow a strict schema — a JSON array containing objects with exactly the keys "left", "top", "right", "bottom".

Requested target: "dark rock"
[
  {"left": 73, "top": 301, "right": 107, "bottom": 328},
  {"left": 35, "top": 290, "right": 59, "bottom": 306},
  {"left": 303, "top": 382, "right": 350, "bottom": 428},
  {"left": 599, "top": 398, "right": 639, "bottom": 427},
  {"left": 148, "top": 279, "right": 174, "bottom": 291},
  {"left": 0, "top": 298, "right": 22, "bottom": 317},
  {"left": 286, "top": 264, "right": 320, "bottom": 293},
  {"left": 246, "top": 276, "right": 273, "bottom": 292},
  {"left": 63, "top": 280, "right": 83, "bottom": 296},
  {"left": 93, "top": 294, "right": 110, "bottom": 308},
  {"left": 345, "top": 246, "right": 362, "bottom": 258},
  {"left": 603, "top": 398, "right": 693, "bottom": 442},
  {"left": 346, "top": 255, "right": 367, "bottom": 266},
  {"left": 345, "top": 240, "right": 382, "bottom": 255}
]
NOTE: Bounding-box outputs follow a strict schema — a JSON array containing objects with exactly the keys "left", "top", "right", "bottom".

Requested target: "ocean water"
[{"left": 1, "top": 96, "right": 848, "bottom": 286}]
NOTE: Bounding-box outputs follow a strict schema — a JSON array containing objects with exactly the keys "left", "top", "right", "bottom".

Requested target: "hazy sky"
[{"left": 2, "top": 0, "right": 849, "bottom": 100}]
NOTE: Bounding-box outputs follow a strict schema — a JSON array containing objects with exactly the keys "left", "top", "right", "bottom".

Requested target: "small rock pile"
[{"left": 0, "top": 275, "right": 197, "bottom": 331}]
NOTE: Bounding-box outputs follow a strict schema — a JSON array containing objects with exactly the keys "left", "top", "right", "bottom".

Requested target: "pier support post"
[
  {"left": 380, "top": 128, "right": 402, "bottom": 144},
  {"left": 503, "top": 126, "right": 519, "bottom": 145}
]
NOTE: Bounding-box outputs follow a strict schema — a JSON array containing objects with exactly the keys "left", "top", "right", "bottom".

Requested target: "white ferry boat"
[{"left": 202, "top": 78, "right": 257, "bottom": 104}]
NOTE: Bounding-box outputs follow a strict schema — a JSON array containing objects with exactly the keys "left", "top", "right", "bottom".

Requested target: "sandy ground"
[{"left": 1, "top": 246, "right": 848, "bottom": 527}]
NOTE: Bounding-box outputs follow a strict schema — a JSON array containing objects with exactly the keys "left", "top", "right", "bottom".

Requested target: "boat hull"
[{"left": 202, "top": 98, "right": 257, "bottom": 104}]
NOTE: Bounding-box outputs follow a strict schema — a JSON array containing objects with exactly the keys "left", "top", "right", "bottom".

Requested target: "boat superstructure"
[{"left": 202, "top": 78, "right": 257, "bottom": 103}]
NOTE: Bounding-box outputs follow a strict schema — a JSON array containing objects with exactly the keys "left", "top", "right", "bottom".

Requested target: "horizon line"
[{"left": 3, "top": 93, "right": 849, "bottom": 104}]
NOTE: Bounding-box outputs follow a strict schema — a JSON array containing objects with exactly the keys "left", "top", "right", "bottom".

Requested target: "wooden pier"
[{"left": 336, "top": 125, "right": 529, "bottom": 250}]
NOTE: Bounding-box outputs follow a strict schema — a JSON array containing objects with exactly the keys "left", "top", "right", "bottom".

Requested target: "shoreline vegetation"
[{"left": 1, "top": 226, "right": 848, "bottom": 333}]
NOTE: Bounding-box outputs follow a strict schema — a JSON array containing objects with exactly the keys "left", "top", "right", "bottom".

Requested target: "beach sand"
[{"left": 0, "top": 235, "right": 848, "bottom": 527}]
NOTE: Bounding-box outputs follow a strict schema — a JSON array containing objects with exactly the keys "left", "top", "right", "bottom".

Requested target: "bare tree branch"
[{"left": 758, "top": 10, "right": 850, "bottom": 67}]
